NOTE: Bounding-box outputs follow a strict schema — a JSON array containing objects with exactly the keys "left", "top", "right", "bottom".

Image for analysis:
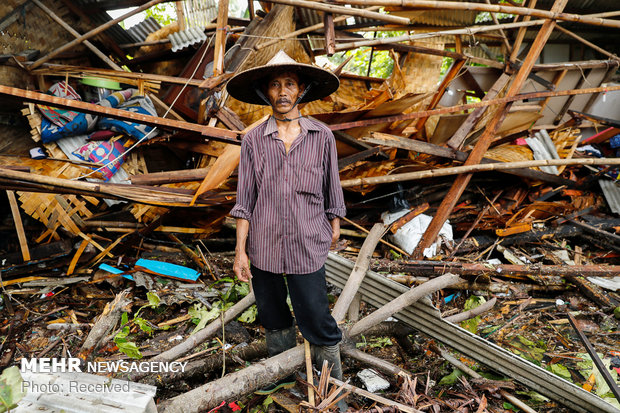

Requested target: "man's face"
[{"left": 265, "top": 72, "right": 305, "bottom": 114}]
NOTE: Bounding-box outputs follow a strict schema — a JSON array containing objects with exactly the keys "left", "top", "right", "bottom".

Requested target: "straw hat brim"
[{"left": 226, "top": 62, "right": 339, "bottom": 106}]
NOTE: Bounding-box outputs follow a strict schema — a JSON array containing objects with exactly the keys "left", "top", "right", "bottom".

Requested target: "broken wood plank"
[
  {"left": 0, "top": 85, "right": 240, "bottom": 143},
  {"left": 212, "top": 0, "right": 229, "bottom": 76},
  {"left": 323, "top": 12, "right": 336, "bottom": 56},
  {"left": 413, "top": 0, "right": 568, "bottom": 258},
  {"left": 129, "top": 168, "right": 210, "bottom": 185},
  {"left": 6, "top": 190, "right": 30, "bottom": 262}
]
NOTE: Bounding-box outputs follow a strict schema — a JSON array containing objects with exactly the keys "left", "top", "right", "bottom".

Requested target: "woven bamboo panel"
[
  {"left": 485, "top": 144, "right": 534, "bottom": 163},
  {"left": 0, "top": 0, "right": 88, "bottom": 55},
  {"left": 13, "top": 104, "right": 103, "bottom": 241}
]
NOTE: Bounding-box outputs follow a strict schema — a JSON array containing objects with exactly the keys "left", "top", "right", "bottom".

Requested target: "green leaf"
[
  {"left": 502, "top": 401, "right": 519, "bottom": 411},
  {"left": 134, "top": 317, "right": 153, "bottom": 335},
  {"left": 367, "top": 337, "right": 393, "bottom": 349},
  {"left": 547, "top": 364, "right": 572, "bottom": 381},
  {"left": 238, "top": 305, "right": 257, "bottom": 324},
  {"left": 189, "top": 304, "right": 221, "bottom": 335},
  {"left": 121, "top": 312, "right": 129, "bottom": 325},
  {"left": 0, "top": 366, "right": 25, "bottom": 413},
  {"left": 147, "top": 292, "right": 160, "bottom": 307},
  {"left": 460, "top": 295, "right": 486, "bottom": 333},
  {"left": 438, "top": 368, "right": 463, "bottom": 386},
  {"left": 116, "top": 341, "right": 142, "bottom": 359}
]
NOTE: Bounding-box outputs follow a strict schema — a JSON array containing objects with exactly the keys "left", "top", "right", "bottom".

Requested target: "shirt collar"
[{"left": 264, "top": 115, "right": 321, "bottom": 139}]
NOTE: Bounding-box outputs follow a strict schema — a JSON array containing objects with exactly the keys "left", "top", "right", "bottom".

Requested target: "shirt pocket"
[{"left": 295, "top": 166, "right": 323, "bottom": 198}]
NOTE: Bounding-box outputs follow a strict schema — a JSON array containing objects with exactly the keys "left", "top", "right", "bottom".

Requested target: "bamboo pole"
[
  {"left": 254, "top": 7, "right": 381, "bottom": 51},
  {"left": 340, "top": 157, "right": 620, "bottom": 188},
  {"left": 304, "top": 339, "right": 315, "bottom": 407},
  {"left": 335, "top": 0, "right": 620, "bottom": 29},
  {"left": 329, "top": 82, "right": 620, "bottom": 131},
  {"left": 260, "top": 0, "right": 410, "bottom": 25},
  {"left": 32, "top": 0, "right": 122, "bottom": 71},
  {"left": 30, "top": 0, "right": 166, "bottom": 70}
]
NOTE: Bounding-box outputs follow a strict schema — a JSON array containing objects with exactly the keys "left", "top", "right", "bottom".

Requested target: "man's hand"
[
  {"left": 233, "top": 250, "right": 251, "bottom": 282},
  {"left": 330, "top": 217, "right": 340, "bottom": 249}
]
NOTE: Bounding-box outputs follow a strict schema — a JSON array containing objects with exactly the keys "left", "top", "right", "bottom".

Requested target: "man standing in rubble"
[{"left": 227, "top": 51, "right": 347, "bottom": 400}]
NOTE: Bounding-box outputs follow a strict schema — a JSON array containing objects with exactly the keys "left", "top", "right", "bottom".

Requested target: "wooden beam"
[
  {"left": 212, "top": 0, "right": 229, "bottom": 76},
  {"left": 324, "top": 12, "right": 336, "bottom": 56},
  {"left": 336, "top": 0, "right": 620, "bottom": 29},
  {"left": 0, "top": 85, "right": 241, "bottom": 143},
  {"left": 538, "top": 69, "right": 568, "bottom": 113},
  {"left": 6, "top": 190, "right": 30, "bottom": 262},
  {"left": 412, "top": 0, "right": 569, "bottom": 258},
  {"left": 32, "top": 0, "right": 122, "bottom": 71},
  {"left": 175, "top": 1, "right": 186, "bottom": 31},
  {"left": 29, "top": 0, "right": 166, "bottom": 70},
  {"left": 260, "top": 0, "right": 410, "bottom": 25}
]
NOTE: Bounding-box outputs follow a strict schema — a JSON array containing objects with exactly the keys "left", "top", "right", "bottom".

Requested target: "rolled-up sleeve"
[
  {"left": 230, "top": 138, "right": 256, "bottom": 220},
  {"left": 323, "top": 132, "right": 346, "bottom": 220}
]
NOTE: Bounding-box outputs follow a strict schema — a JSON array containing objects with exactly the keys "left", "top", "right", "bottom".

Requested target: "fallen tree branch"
[
  {"left": 445, "top": 297, "right": 497, "bottom": 323},
  {"left": 78, "top": 289, "right": 130, "bottom": 360},
  {"left": 332, "top": 223, "right": 388, "bottom": 322}
]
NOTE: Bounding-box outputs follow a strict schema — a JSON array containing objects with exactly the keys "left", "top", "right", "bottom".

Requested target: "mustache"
[{"left": 276, "top": 98, "right": 291, "bottom": 104}]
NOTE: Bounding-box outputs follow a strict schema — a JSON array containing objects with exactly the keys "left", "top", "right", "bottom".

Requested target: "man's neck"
[{"left": 273, "top": 108, "right": 302, "bottom": 131}]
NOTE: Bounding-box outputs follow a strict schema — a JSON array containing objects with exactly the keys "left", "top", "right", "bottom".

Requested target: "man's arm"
[
  {"left": 330, "top": 217, "right": 340, "bottom": 248},
  {"left": 233, "top": 218, "right": 251, "bottom": 282}
]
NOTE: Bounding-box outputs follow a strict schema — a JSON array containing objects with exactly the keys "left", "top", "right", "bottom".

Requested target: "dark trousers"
[{"left": 250, "top": 264, "right": 342, "bottom": 346}]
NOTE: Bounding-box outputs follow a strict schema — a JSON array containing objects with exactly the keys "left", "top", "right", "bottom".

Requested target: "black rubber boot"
[
  {"left": 255, "top": 326, "right": 297, "bottom": 395},
  {"left": 312, "top": 344, "right": 348, "bottom": 412}
]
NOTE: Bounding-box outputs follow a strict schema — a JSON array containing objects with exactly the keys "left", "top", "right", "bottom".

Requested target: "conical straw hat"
[{"left": 226, "top": 50, "right": 339, "bottom": 105}]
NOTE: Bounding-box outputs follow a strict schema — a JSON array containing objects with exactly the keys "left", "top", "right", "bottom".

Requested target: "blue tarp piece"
[{"left": 98, "top": 259, "right": 200, "bottom": 282}]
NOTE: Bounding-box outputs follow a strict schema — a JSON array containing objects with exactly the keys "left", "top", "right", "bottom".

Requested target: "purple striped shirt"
[{"left": 230, "top": 116, "right": 346, "bottom": 274}]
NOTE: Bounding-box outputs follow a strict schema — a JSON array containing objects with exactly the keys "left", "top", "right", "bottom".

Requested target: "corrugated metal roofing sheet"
[
  {"left": 126, "top": 17, "right": 161, "bottom": 42},
  {"left": 599, "top": 179, "right": 620, "bottom": 214},
  {"left": 169, "top": 27, "right": 207, "bottom": 52}
]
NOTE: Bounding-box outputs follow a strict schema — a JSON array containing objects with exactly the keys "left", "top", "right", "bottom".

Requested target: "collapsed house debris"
[{"left": 0, "top": 0, "right": 620, "bottom": 411}]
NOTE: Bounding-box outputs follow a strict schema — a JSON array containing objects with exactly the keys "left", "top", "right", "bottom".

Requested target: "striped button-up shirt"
[{"left": 230, "top": 116, "right": 346, "bottom": 274}]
